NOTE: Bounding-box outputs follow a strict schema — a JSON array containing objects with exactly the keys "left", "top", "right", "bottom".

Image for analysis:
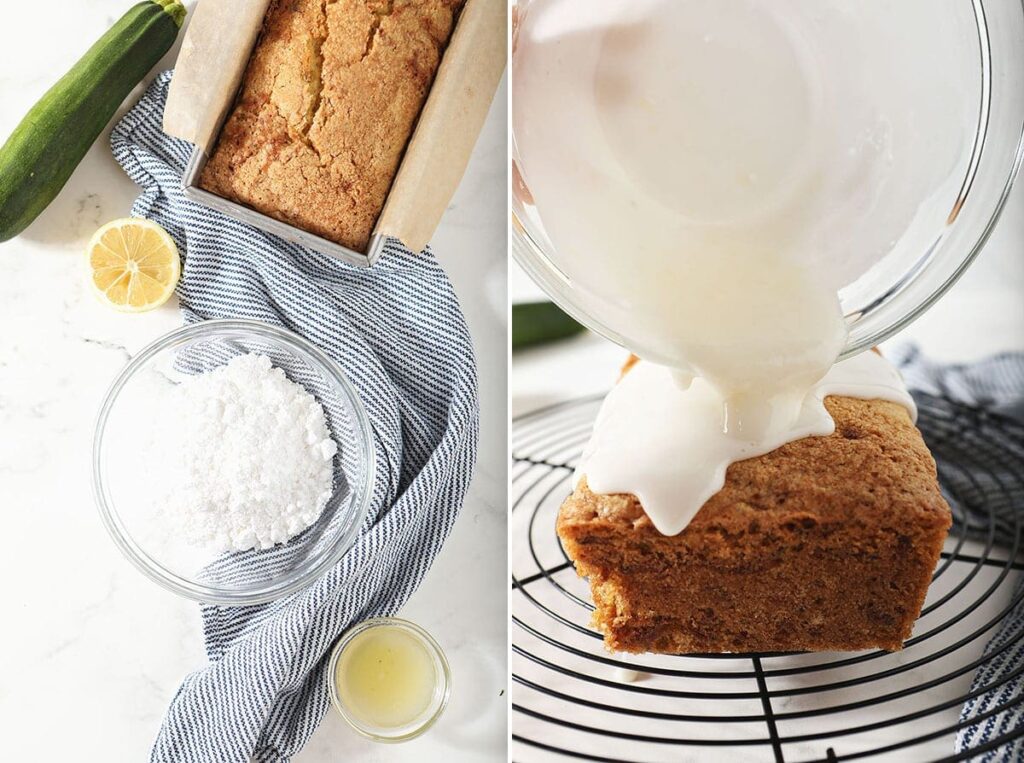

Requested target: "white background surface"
[{"left": 0, "top": 2, "right": 507, "bottom": 761}]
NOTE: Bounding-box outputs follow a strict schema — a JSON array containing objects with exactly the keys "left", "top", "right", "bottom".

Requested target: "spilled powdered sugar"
[{"left": 153, "top": 353, "right": 337, "bottom": 552}]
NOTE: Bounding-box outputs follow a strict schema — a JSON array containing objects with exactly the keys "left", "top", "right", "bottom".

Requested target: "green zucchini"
[
  {"left": 512, "top": 301, "right": 587, "bottom": 350},
  {"left": 0, "top": 0, "right": 186, "bottom": 242}
]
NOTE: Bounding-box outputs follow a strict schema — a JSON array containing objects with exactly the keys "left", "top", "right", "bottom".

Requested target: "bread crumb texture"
[
  {"left": 558, "top": 395, "right": 952, "bottom": 654},
  {"left": 200, "top": 0, "right": 464, "bottom": 252}
]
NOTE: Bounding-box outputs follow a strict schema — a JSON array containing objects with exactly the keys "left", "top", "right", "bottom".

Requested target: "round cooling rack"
[{"left": 510, "top": 393, "right": 1024, "bottom": 763}]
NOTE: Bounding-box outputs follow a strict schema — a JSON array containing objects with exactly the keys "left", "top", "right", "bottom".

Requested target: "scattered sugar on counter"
[{"left": 156, "top": 353, "right": 337, "bottom": 552}]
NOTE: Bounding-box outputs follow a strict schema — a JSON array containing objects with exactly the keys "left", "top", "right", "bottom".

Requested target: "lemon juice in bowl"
[{"left": 328, "top": 618, "right": 451, "bottom": 742}]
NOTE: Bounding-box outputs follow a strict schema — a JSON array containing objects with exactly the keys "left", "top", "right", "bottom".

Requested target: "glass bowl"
[
  {"left": 327, "top": 617, "right": 452, "bottom": 743},
  {"left": 92, "top": 319, "right": 374, "bottom": 605},
  {"left": 511, "top": 1, "right": 1024, "bottom": 361}
]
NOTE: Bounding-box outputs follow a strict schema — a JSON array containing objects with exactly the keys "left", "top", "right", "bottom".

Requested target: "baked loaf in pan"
[
  {"left": 558, "top": 392, "right": 952, "bottom": 654},
  {"left": 200, "top": 0, "right": 464, "bottom": 252}
]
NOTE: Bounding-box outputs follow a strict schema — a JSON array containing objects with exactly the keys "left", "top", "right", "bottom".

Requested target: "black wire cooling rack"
[{"left": 511, "top": 393, "right": 1024, "bottom": 762}]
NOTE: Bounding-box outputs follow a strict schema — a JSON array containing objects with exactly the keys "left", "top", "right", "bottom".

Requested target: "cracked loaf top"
[{"left": 199, "top": 0, "right": 464, "bottom": 253}]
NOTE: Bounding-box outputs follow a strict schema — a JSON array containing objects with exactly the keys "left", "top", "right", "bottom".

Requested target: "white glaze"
[
  {"left": 613, "top": 667, "right": 644, "bottom": 683},
  {"left": 513, "top": 0, "right": 972, "bottom": 439},
  {"left": 576, "top": 351, "right": 916, "bottom": 537}
]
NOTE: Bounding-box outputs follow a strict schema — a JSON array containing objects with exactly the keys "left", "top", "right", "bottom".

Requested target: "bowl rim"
[
  {"left": 326, "top": 616, "right": 452, "bottom": 743},
  {"left": 91, "top": 318, "right": 376, "bottom": 606}
]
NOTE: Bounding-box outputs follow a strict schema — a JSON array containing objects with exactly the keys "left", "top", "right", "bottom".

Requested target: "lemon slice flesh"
[{"left": 87, "top": 218, "right": 181, "bottom": 312}]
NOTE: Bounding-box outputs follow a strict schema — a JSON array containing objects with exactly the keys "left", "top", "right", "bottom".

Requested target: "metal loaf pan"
[
  {"left": 181, "top": 148, "right": 385, "bottom": 269},
  {"left": 170, "top": 0, "right": 504, "bottom": 268}
]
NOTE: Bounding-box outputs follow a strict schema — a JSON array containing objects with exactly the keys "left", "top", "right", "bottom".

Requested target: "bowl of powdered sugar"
[{"left": 92, "top": 319, "right": 374, "bottom": 604}]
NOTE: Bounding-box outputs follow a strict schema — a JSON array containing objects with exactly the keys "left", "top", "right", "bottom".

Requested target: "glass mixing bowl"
[
  {"left": 511, "top": 1, "right": 1024, "bottom": 360},
  {"left": 92, "top": 319, "right": 374, "bottom": 605}
]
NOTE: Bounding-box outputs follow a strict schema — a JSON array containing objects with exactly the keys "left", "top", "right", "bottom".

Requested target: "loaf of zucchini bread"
[
  {"left": 200, "top": 0, "right": 464, "bottom": 252},
  {"left": 557, "top": 366, "right": 951, "bottom": 654}
]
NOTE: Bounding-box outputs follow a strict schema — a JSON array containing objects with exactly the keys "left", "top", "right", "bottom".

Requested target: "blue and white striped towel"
[
  {"left": 893, "top": 347, "right": 1024, "bottom": 760},
  {"left": 111, "top": 71, "right": 479, "bottom": 762}
]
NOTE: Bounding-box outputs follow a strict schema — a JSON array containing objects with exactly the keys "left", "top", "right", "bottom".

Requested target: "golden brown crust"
[
  {"left": 199, "top": 0, "right": 464, "bottom": 252},
  {"left": 619, "top": 353, "right": 640, "bottom": 380},
  {"left": 557, "top": 393, "right": 952, "bottom": 654}
]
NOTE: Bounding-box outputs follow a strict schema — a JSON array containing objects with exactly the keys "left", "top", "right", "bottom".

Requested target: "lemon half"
[{"left": 87, "top": 218, "right": 181, "bottom": 312}]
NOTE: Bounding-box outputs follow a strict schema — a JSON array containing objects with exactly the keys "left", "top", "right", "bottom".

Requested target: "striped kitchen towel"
[
  {"left": 110, "top": 71, "right": 479, "bottom": 762},
  {"left": 893, "top": 346, "right": 1024, "bottom": 761}
]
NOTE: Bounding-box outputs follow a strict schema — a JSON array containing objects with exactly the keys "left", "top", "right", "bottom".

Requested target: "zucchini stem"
[{"left": 153, "top": 0, "right": 187, "bottom": 28}]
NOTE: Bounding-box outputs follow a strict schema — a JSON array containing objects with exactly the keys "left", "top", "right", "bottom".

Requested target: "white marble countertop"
[
  {"left": 0, "top": 3, "right": 507, "bottom": 761},
  {"left": 511, "top": 175, "right": 1024, "bottom": 761}
]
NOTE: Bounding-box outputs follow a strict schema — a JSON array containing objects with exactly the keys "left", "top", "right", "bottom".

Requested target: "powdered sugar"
[{"left": 155, "top": 353, "right": 337, "bottom": 552}]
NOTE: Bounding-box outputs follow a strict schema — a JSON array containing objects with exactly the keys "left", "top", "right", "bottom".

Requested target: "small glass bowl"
[
  {"left": 91, "top": 319, "right": 374, "bottom": 605},
  {"left": 327, "top": 617, "right": 452, "bottom": 743}
]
